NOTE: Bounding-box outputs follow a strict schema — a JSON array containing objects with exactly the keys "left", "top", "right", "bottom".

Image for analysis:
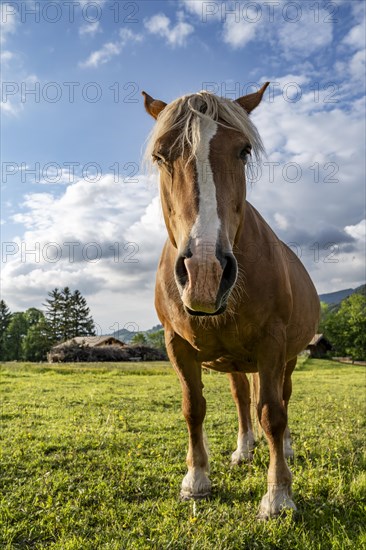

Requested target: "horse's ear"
[
  {"left": 142, "top": 91, "right": 167, "bottom": 120},
  {"left": 235, "top": 82, "right": 270, "bottom": 114}
]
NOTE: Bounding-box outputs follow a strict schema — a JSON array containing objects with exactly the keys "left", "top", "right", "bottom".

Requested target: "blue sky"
[{"left": 1, "top": 0, "right": 365, "bottom": 333}]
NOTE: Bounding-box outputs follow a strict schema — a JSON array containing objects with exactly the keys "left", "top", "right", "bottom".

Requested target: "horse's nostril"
[
  {"left": 222, "top": 254, "right": 238, "bottom": 289},
  {"left": 175, "top": 256, "right": 188, "bottom": 288}
]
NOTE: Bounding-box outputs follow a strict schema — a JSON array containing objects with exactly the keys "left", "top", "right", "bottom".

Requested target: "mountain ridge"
[{"left": 319, "top": 284, "right": 365, "bottom": 305}]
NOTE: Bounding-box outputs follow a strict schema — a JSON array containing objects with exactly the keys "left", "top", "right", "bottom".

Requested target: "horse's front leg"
[
  {"left": 257, "top": 344, "right": 296, "bottom": 519},
  {"left": 228, "top": 372, "right": 255, "bottom": 465},
  {"left": 166, "top": 331, "right": 211, "bottom": 500}
]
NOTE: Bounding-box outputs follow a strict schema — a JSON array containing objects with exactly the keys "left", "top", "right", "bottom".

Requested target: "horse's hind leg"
[
  {"left": 228, "top": 372, "right": 255, "bottom": 465},
  {"left": 283, "top": 357, "right": 297, "bottom": 459},
  {"left": 253, "top": 360, "right": 296, "bottom": 459}
]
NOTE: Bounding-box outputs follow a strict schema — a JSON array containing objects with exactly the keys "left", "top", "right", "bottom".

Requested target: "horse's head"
[{"left": 143, "top": 84, "right": 269, "bottom": 316}]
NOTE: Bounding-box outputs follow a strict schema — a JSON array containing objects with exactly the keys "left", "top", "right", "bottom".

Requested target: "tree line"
[
  {"left": 130, "top": 329, "right": 165, "bottom": 352},
  {"left": 1, "top": 287, "right": 364, "bottom": 362},
  {"left": 319, "top": 291, "right": 366, "bottom": 361},
  {"left": 0, "top": 288, "right": 95, "bottom": 362}
]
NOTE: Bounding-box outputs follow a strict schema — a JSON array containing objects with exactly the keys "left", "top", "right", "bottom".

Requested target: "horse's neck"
[{"left": 242, "top": 201, "right": 280, "bottom": 244}]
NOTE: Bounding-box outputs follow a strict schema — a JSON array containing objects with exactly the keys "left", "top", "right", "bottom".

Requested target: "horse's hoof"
[
  {"left": 231, "top": 435, "right": 255, "bottom": 467},
  {"left": 180, "top": 489, "right": 211, "bottom": 501},
  {"left": 230, "top": 451, "right": 253, "bottom": 467},
  {"left": 256, "top": 507, "right": 297, "bottom": 521},
  {"left": 180, "top": 470, "right": 211, "bottom": 501},
  {"left": 257, "top": 485, "right": 297, "bottom": 520}
]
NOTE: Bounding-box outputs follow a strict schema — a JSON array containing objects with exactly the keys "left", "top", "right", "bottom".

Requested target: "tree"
[
  {"left": 131, "top": 332, "right": 147, "bottom": 345},
  {"left": 5, "top": 312, "right": 29, "bottom": 361},
  {"left": 147, "top": 329, "right": 166, "bottom": 353},
  {"left": 44, "top": 287, "right": 95, "bottom": 342},
  {"left": 69, "top": 290, "right": 95, "bottom": 338},
  {"left": 44, "top": 288, "right": 64, "bottom": 342},
  {"left": 59, "top": 286, "right": 73, "bottom": 341},
  {"left": 22, "top": 316, "right": 53, "bottom": 362},
  {"left": 24, "top": 307, "right": 44, "bottom": 327},
  {"left": 0, "top": 300, "right": 12, "bottom": 360},
  {"left": 324, "top": 293, "right": 366, "bottom": 361}
]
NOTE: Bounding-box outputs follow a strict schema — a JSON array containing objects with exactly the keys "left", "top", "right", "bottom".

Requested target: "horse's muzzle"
[{"left": 175, "top": 250, "right": 238, "bottom": 316}]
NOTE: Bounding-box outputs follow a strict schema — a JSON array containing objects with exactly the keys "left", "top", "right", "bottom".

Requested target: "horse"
[{"left": 142, "top": 84, "right": 320, "bottom": 519}]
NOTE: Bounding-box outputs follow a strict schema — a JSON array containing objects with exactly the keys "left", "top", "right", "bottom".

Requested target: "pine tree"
[
  {"left": 0, "top": 300, "right": 12, "bottom": 360},
  {"left": 59, "top": 287, "right": 73, "bottom": 341},
  {"left": 44, "top": 288, "right": 64, "bottom": 342},
  {"left": 44, "top": 287, "right": 95, "bottom": 342},
  {"left": 69, "top": 290, "right": 95, "bottom": 338}
]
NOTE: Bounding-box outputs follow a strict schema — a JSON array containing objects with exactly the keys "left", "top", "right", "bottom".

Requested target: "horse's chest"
[{"left": 183, "top": 328, "right": 256, "bottom": 368}]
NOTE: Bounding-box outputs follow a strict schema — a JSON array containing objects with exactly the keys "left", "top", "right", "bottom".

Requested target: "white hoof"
[
  {"left": 180, "top": 468, "right": 211, "bottom": 500},
  {"left": 231, "top": 431, "right": 255, "bottom": 465},
  {"left": 231, "top": 447, "right": 253, "bottom": 465},
  {"left": 257, "top": 484, "right": 297, "bottom": 520}
]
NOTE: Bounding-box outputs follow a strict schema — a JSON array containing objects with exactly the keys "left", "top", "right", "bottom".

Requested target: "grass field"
[{"left": 1, "top": 358, "right": 365, "bottom": 549}]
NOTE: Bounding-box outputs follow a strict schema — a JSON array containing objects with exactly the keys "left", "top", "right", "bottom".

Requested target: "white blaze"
[{"left": 190, "top": 118, "right": 220, "bottom": 250}]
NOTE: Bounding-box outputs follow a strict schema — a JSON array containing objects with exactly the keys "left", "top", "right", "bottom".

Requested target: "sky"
[{"left": 1, "top": 0, "right": 365, "bottom": 334}]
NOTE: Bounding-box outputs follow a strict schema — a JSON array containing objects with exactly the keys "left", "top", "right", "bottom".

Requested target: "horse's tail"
[{"left": 251, "top": 373, "right": 263, "bottom": 440}]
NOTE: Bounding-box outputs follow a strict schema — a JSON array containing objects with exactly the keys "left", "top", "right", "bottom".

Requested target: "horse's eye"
[
  {"left": 152, "top": 153, "right": 165, "bottom": 166},
  {"left": 239, "top": 146, "right": 252, "bottom": 163}
]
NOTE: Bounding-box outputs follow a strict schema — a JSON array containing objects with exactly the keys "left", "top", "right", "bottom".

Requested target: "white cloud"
[
  {"left": 0, "top": 101, "right": 21, "bottom": 117},
  {"left": 348, "top": 49, "right": 366, "bottom": 84},
  {"left": 223, "top": 18, "right": 257, "bottom": 48},
  {"left": 28, "top": 167, "right": 83, "bottom": 186},
  {"left": 0, "top": 2, "right": 18, "bottom": 44},
  {"left": 274, "top": 213, "right": 289, "bottom": 230},
  {"left": 79, "top": 21, "right": 101, "bottom": 37},
  {"left": 119, "top": 27, "right": 142, "bottom": 45},
  {"left": 2, "top": 173, "right": 167, "bottom": 330},
  {"left": 275, "top": 9, "right": 333, "bottom": 59},
  {"left": 0, "top": 2, "right": 39, "bottom": 118},
  {"left": 343, "top": 21, "right": 366, "bottom": 50},
  {"left": 1, "top": 73, "right": 39, "bottom": 117},
  {"left": 79, "top": 41, "right": 122, "bottom": 68},
  {"left": 345, "top": 220, "right": 366, "bottom": 242},
  {"left": 0, "top": 3, "right": 21, "bottom": 115},
  {"left": 181, "top": 0, "right": 215, "bottom": 19},
  {"left": 144, "top": 12, "right": 194, "bottom": 47},
  {"left": 1, "top": 50, "right": 14, "bottom": 63},
  {"left": 222, "top": 3, "right": 263, "bottom": 48},
  {"left": 79, "top": 28, "right": 143, "bottom": 68},
  {"left": 183, "top": 0, "right": 333, "bottom": 60},
  {"left": 244, "top": 86, "right": 365, "bottom": 294}
]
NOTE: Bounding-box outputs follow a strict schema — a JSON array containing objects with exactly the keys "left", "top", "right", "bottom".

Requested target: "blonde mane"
[{"left": 145, "top": 91, "right": 265, "bottom": 166}]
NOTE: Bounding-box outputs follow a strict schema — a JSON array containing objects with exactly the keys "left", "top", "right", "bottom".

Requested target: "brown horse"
[{"left": 142, "top": 84, "right": 320, "bottom": 519}]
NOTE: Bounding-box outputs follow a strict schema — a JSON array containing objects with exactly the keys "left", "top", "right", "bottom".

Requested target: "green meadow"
[{"left": 1, "top": 358, "right": 365, "bottom": 549}]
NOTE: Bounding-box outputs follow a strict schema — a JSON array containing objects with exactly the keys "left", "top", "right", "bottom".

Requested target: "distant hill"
[
  {"left": 111, "top": 324, "right": 163, "bottom": 343},
  {"left": 319, "top": 284, "right": 365, "bottom": 305}
]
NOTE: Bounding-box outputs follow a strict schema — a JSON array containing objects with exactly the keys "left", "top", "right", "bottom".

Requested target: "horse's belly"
[{"left": 201, "top": 355, "right": 258, "bottom": 374}]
